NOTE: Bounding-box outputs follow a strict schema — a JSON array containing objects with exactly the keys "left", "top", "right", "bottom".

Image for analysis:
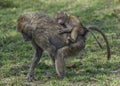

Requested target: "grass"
[{"left": 0, "top": 0, "right": 120, "bottom": 86}]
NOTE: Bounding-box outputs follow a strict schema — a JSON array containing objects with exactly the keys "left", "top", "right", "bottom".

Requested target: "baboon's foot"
[
  {"left": 25, "top": 74, "right": 35, "bottom": 82},
  {"left": 58, "top": 73, "right": 65, "bottom": 79},
  {"left": 45, "top": 72, "right": 57, "bottom": 78}
]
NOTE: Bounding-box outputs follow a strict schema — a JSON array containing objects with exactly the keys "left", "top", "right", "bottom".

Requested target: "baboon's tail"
[{"left": 86, "top": 25, "right": 111, "bottom": 60}]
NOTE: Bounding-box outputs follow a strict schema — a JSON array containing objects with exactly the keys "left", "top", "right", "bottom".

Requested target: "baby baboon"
[
  {"left": 17, "top": 12, "right": 111, "bottom": 81},
  {"left": 55, "top": 12, "right": 111, "bottom": 60},
  {"left": 55, "top": 12, "right": 85, "bottom": 44},
  {"left": 55, "top": 12, "right": 104, "bottom": 48}
]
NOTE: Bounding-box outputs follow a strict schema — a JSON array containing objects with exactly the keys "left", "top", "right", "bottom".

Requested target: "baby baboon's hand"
[{"left": 58, "top": 29, "right": 65, "bottom": 34}]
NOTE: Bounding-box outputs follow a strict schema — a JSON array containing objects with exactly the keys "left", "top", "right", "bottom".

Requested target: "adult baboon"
[{"left": 17, "top": 12, "right": 110, "bottom": 81}]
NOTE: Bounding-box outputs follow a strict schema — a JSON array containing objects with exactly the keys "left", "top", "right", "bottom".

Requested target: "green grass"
[{"left": 0, "top": 0, "right": 120, "bottom": 86}]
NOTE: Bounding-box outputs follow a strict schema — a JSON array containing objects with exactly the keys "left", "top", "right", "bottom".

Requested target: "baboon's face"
[
  {"left": 55, "top": 12, "right": 68, "bottom": 25},
  {"left": 17, "top": 16, "right": 32, "bottom": 41},
  {"left": 21, "top": 30, "right": 32, "bottom": 41}
]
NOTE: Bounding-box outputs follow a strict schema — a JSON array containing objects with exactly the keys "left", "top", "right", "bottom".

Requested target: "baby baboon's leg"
[
  {"left": 71, "top": 27, "right": 79, "bottom": 42},
  {"left": 26, "top": 43, "right": 43, "bottom": 82}
]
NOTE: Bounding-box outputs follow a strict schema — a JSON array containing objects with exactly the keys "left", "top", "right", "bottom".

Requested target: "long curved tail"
[{"left": 86, "top": 25, "right": 111, "bottom": 60}]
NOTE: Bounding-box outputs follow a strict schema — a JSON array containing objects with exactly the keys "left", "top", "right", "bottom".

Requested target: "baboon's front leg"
[{"left": 26, "top": 44, "right": 43, "bottom": 82}]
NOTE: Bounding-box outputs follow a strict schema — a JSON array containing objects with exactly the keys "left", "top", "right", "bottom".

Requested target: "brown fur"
[
  {"left": 17, "top": 12, "right": 111, "bottom": 81},
  {"left": 55, "top": 12, "right": 85, "bottom": 44},
  {"left": 17, "top": 12, "right": 86, "bottom": 81}
]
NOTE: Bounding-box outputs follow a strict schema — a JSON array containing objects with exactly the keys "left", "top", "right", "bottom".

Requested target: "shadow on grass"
[{"left": 65, "top": 59, "right": 120, "bottom": 82}]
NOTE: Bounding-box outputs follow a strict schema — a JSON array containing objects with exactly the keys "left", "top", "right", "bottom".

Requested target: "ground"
[{"left": 0, "top": 0, "right": 120, "bottom": 86}]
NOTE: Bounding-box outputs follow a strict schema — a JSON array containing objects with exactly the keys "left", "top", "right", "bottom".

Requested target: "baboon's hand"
[
  {"left": 58, "top": 29, "right": 65, "bottom": 34},
  {"left": 58, "top": 28, "right": 71, "bottom": 34}
]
